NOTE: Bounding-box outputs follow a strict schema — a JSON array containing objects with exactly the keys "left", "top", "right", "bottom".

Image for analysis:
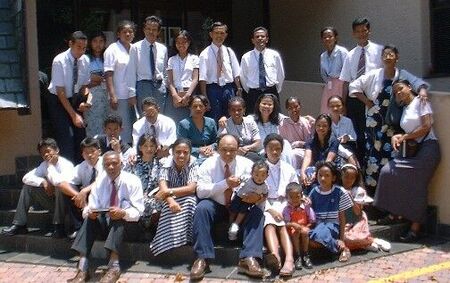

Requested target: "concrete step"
[{"left": 0, "top": 188, "right": 21, "bottom": 209}]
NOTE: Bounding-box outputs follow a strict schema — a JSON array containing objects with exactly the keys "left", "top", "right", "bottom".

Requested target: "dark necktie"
[
  {"left": 73, "top": 58, "right": 78, "bottom": 95},
  {"left": 149, "top": 44, "right": 156, "bottom": 81},
  {"left": 259, "top": 52, "right": 267, "bottom": 89},
  {"left": 356, "top": 47, "right": 365, "bottom": 78},
  {"left": 110, "top": 180, "right": 118, "bottom": 207},
  {"left": 89, "top": 168, "right": 97, "bottom": 184},
  {"left": 223, "top": 163, "right": 232, "bottom": 206}
]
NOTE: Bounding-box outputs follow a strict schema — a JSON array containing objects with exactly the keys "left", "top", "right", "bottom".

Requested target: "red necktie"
[
  {"left": 110, "top": 180, "right": 118, "bottom": 207},
  {"left": 223, "top": 163, "right": 232, "bottom": 206}
]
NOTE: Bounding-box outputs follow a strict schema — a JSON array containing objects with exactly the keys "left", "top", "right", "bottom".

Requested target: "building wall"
[
  {"left": 269, "top": 0, "right": 431, "bottom": 82},
  {"left": 0, "top": 1, "right": 40, "bottom": 177}
]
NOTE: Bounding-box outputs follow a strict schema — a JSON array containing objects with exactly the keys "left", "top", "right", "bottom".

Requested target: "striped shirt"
[{"left": 309, "top": 185, "right": 353, "bottom": 224}]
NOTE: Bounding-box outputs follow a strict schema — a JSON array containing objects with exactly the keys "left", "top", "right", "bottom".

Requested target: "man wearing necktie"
[
  {"left": 191, "top": 134, "right": 265, "bottom": 280},
  {"left": 47, "top": 31, "right": 90, "bottom": 163},
  {"left": 69, "top": 151, "right": 144, "bottom": 283},
  {"left": 198, "top": 22, "right": 243, "bottom": 122},
  {"left": 127, "top": 15, "right": 168, "bottom": 116},
  {"left": 240, "top": 27, "right": 285, "bottom": 114}
]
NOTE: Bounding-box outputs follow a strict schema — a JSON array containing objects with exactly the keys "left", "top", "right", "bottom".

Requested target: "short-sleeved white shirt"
[
  {"left": 48, "top": 49, "right": 90, "bottom": 97},
  {"left": 401, "top": 96, "right": 437, "bottom": 141},
  {"left": 104, "top": 40, "right": 131, "bottom": 99},
  {"left": 198, "top": 43, "right": 240, "bottom": 86},
  {"left": 339, "top": 41, "right": 383, "bottom": 83},
  {"left": 167, "top": 53, "right": 199, "bottom": 90}
]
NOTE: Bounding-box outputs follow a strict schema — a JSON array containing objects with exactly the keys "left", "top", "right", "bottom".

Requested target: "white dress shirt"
[
  {"left": 197, "top": 155, "right": 253, "bottom": 205},
  {"left": 22, "top": 156, "right": 74, "bottom": 187},
  {"left": 339, "top": 41, "right": 383, "bottom": 83},
  {"left": 167, "top": 53, "right": 199, "bottom": 91},
  {"left": 332, "top": 115, "right": 357, "bottom": 142},
  {"left": 320, "top": 44, "right": 349, "bottom": 83},
  {"left": 71, "top": 156, "right": 104, "bottom": 188},
  {"left": 198, "top": 43, "right": 240, "bottom": 86},
  {"left": 127, "top": 39, "right": 168, "bottom": 97},
  {"left": 48, "top": 49, "right": 90, "bottom": 97},
  {"left": 84, "top": 171, "right": 144, "bottom": 221},
  {"left": 103, "top": 40, "right": 131, "bottom": 100},
  {"left": 240, "top": 48, "right": 285, "bottom": 93},
  {"left": 401, "top": 97, "right": 437, "bottom": 142},
  {"left": 132, "top": 113, "right": 177, "bottom": 148}
]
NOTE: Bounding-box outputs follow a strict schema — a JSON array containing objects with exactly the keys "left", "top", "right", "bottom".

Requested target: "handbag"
[{"left": 399, "top": 131, "right": 429, "bottom": 158}]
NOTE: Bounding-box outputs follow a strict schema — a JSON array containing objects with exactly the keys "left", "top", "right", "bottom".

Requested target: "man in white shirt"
[
  {"left": 339, "top": 18, "right": 383, "bottom": 165},
  {"left": 240, "top": 26, "right": 285, "bottom": 114},
  {"left": 1, "top": 138, "right": 74, "bottom": 238},
  {"left": 199, "top": 22, "right": 242, "bottom": 122},
  {"left": 190, "top": 134, "right": 265, "bottom": 280},
  {"left": 47, "top": 31, "right": 91, "bottom": 163},
  {"left": 132, "top": 97, "right": 176, "bottom": 158},
  {"left": 127, "top": 15, "right": 168, "bottom": 115},
  {"left": 68, "top": 151, "right": 144, "bottom": 283}
]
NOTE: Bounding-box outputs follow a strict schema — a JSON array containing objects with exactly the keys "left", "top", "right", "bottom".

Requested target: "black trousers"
[{"left": 346, "top": 97, "right": 366, "bottom": 167}]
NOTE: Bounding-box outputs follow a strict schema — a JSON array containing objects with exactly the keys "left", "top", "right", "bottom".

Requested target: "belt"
[
  {"left": 139, "top": 79, "right": 163, "bottom": 84},
  {"left": 249, "top": 85, "right": 277, "bottom": 92}
]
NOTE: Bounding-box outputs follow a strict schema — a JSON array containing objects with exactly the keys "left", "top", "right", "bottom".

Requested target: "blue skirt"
[{"left": 309, "top": 222, "right": 340, "bottom": 253}]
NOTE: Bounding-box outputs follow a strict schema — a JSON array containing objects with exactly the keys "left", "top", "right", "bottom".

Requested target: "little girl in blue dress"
[{"left": 308, "top": 161, "right": 353, "bottom": 262}]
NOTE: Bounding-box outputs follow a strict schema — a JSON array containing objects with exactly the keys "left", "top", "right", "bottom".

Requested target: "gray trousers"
[
  {"left": 13, "top": 185, "right": 65, "bottom": 226},
  {"left": 136, "top": 80, "right": 167, "bottom": 115}
]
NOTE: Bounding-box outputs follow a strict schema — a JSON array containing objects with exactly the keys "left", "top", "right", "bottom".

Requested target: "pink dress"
[{"left": 320, "top": 78, "right": 344, "bottom": 114}]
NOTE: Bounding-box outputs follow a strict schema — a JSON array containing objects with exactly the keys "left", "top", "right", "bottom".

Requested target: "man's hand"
[
  {"left": 78, "top": 102, "right": 91, "bottom": 113},
  {"left": 72, "top": 113, "right": 85, "bottom": 128},
  {"left": 109, "top": 94, "right": 118, "bottom": 110},
  {"left": 226, "top": 176, "right": 241, "bottom": 189},
  {"left": 72, "top": 190, "right": 87, "bottom": 208},
  {"left": 41, "top": 179, "right": 55, "bottom": 196},
  {"left": 88, "top": 210, "right": 99, "bottom": 220},
  {"left": 110, "top": 137, "right": 121, "bottom": 153},
  {"left": 109, "top": 206, "right": 126, "bottom": 220}
]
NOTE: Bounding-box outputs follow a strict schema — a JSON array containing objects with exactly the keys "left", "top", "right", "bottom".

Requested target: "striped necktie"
[
  {"left": 356, "top": 47, "right": 365, "bottom": 78},
  {"left": 216, "top": 47, "right": 223, "bottom": 83}
]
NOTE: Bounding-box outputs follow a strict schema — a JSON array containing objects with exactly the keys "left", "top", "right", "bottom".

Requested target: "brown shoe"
[
  {"left": 190, "top": 258, "right": 210, "bottom": 280},
  {"left": 238, "top": 257, "right": 265, "bottom": 278},
  {"left": 67, "top": 270, "right": 89, "bottom": 283},
  {"left": 99, "top": 268, "right": 121, "bottom": 283}
]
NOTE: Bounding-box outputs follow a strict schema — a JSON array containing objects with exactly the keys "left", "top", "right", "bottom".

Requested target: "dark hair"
[
  {"left": 382, "top": 44, "right": 399, "bottom": 56},
  {"left": 70, "top": 31, "right": 87, "bottom": 42},
  {"left": 87, "top": 31, "right": 106, "bottom": 60},
  {"left": 141, "top": 97, "right": 159, "bottom": 110},
  {"left": 320, "top": 26, "right": 338, "bottom": 38},
  {"left": 339, "top": 163, "right": 362, "bottom": 187},
  {"left": 189, "top": 94, "right": 210, "bottom": 108},
  {"left": 327, "top": 95, "right": 344, "bottom": 106},
  {"left": 37, "top": 138, "right": 59, "bottom": 152},
  {"left": 103, "top": 114, "right": 123, "bottom": 127},
  {"left": 144, "top": 15, "right": 162, "bottom": 30},
  {"left": 217, "top": 133, "right": 239, "bottom": 148},
  {"left": 171, "top": 137, "right": 192, "bottom": 152},
  {"left": 285, "top": 96, "right": 302, "bottom": 109},
  {"left": 116, "top": 20, "right": 136, "bottom": 34},
  {"left": 253, "top": 26, "right": 268, "bottom": 36},
  {"left": 254, "top": 93, "right": 281, "bottom": 125},
  {"left": 392, "top": 79, "right": 418, "bottom": 96},
  {"left": 252, "top": 159, "right": 269, "bottom": 173},
  {"left": 315, "top": 160, "right": 339, "bottom": 179},
  {"left": 228, "top": 96, "right": 246, "bottom": 109},
  {"left": 313, "top": 114, "right": 332, "bottom": 148},
  {"left": 170, "top": 29, "right": 196, "bottom": 56},
  {"left": 352, "top": 17, "right": 370, "bottom": 30},
  {"left": 136, "top": 134, "right": 157, "bottom": 157},
  {"left": 210, "top": 21, "right": 228, "bottom": 32},
  {"left": 286, "top": 182, "right": 303, "bottom": 195},
  {"left": 80, "top": 137, "right": 100, "bottom": 150},
  {"left": 263, "top": 133, "right": 284, "bottom": 151}
]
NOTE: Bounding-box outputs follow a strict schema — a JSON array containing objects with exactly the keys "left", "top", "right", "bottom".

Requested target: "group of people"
[{"left": 1, "top": 14, "right": 441, "bottom": 282}]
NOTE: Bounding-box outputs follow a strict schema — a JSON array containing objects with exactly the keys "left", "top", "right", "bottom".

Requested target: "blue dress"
[
  {"left": 309, "top": 185, "right": 353, "bottom": 253},
  {"left": 177, "top": 116, "right": 217, "bottom": 160}
]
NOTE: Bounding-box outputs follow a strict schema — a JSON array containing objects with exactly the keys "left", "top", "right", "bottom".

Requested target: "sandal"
[
  {"left": 279, "top": 260, "right": 295, "bottom": 277},
  {"left": 265, "top": 253, "right": 281, "bottom": 272},
  {"left": 338, "top": 248, "right": 351, "bottom": 262}
]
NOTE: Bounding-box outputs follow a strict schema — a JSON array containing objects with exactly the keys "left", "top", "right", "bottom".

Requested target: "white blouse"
[{"left": 167, "top": 53, "right": 199, "bottom": 91}]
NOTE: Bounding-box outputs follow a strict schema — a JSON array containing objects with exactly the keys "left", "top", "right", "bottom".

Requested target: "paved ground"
[{"left": 0, "top": 241, "right": 449, "bottom": 282}]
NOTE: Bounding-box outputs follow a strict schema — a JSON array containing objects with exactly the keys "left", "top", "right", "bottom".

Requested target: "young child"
[
  {"left": 328, "top": 95, "right": 357, "bottom": 154},
  {"left": 124, "top": 134, "right": 162, "bottom": 228},
  {"left": 308, "top": 161, "right": 353, "bottom": 262},
  {"left": 228, "top": 160, "right": 269, "bottom": 240},
  {"left": 282, "top": 182, "right": 315, "bottom": 269},
  {"left": 340, "top": 164, "right": 391, "bottom": 252}
]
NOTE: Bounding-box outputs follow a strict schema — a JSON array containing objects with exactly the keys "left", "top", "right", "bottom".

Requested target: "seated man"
[
  {"left": 67, "top": 151, "right": 144, "bottom": 283},
  {"left": 132, "top": 97, "right": 176, "bottom": 158},
  {"left": 1, "top": 138, "right": 74, "bottom": 238},
  {"left": 191, "top": 134, "right": 265, "bottom": 280}
]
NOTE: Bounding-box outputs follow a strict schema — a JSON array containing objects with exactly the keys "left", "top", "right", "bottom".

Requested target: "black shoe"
[
  {"left": 294, "top": 257, "right": 302, "bottom": 270},
  {"left": 399, "top": 230, "right": 419, "bottom": 243},
  {"left": 302, "top": 254, "right": 313, "bottom": 269},
  {"left": 1, "top": 224, "right": 27, "bottom": 236},
  {"left": 45, "top": 225, "right": 66, "bottom": 238}
]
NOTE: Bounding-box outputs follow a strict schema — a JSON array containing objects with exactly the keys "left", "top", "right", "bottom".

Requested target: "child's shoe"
[
  {"left": 302, "top": 253, "right": 313, "bottom": 269},
  {"left": 228, "top": 223, "right": 239, "bottom": 241},
  {"left": 373, "top": 238, "right": 391, "bottom": 252},
  {"left": 365, "top": 242, "right": 380, "bottom": 252},
  {"left": 294, "top": 256, "right": 302, "bottom": 270}
]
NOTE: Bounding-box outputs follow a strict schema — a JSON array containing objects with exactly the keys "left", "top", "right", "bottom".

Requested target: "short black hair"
[
  {"left": 315, "top": 160, "right": 339, "bottom": 178},
  {"left": 117, "top": 20, "right": 136, "bottom": 34},
  {"left": 253, "top": 26, "right": 268, "bottom": 36},
  {"left": 136, "top": 134, "right": 157, "bottom": 157},
  {"left": 228, "top": 96, "right": 246, "bottom": 109},
  {"left": 286, "top": 182, "right": 303, "bottom": 195},
  {"left": 80, "top": 137, "right": 101, "bottom": 150},
  {"left": 37, "top": 138, "right": 59, "bottom": 152},
  {"left": 320, "top": 26, "right": 338, "bottom": 38},
  {"left": 352, "top": 17, "right": 370, "bottom": 30},
  {"left": 144, "top": 15, "right": 162, "bottom": 30},
  {"left": 285, "top": 96, "right": 302, "bottom": 109},
  {"left": 252, "top": 159, "right": 269, "bottom": 173},
  {"left": 210, "top": 21, "right": 228, "bottom": 32},
  {"left": 70, "top": 31, "right": 88, "bottom": 42},
  {"left": 141, "top": 97, "right": 159, "bottom": 110},
  {"left": 171, "top": 137, "right": 192, "bottom": 152},
  {"left": 383, "top": 44, "right": 399, "bottom": 56},
  {"left": 189, "top": 94, "right": 210, "bottom": 108},
  {"left": 103, "top": 114, "right": 123, "bottom": 127},
  {"left": 263, "top": 133, "right": 284, "bottom": 151}
]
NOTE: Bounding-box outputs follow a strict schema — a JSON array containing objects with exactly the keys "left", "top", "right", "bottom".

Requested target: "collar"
[
  {"left": 219, "top": 156, "right": 236, "bottom": 170},
  {"left": 315, "top": 185, "right": 337, "bottom": 195},
  {"left": 287, "top": 203, "right": 306, "bottom": 210},
  {"left": 267, "top": 159, "right": 281, "bottom": 170},
  {"left": 66, "top": 49, "right": 77, "bottom": 63},
  {"left": 110, "top": 173, "right": 121, "bottom": 186},
  {"left": 145, "top": 38, "right": 157, "bottom": 48},
  {"left": 253, "top": 48, "right": 266, "bottom": 55},
  {"left": 145, "top": 114, "right": 160, "bottom": 126},
  {"left": 210, "top": 43, "right": 223, "bottom": 52}
]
